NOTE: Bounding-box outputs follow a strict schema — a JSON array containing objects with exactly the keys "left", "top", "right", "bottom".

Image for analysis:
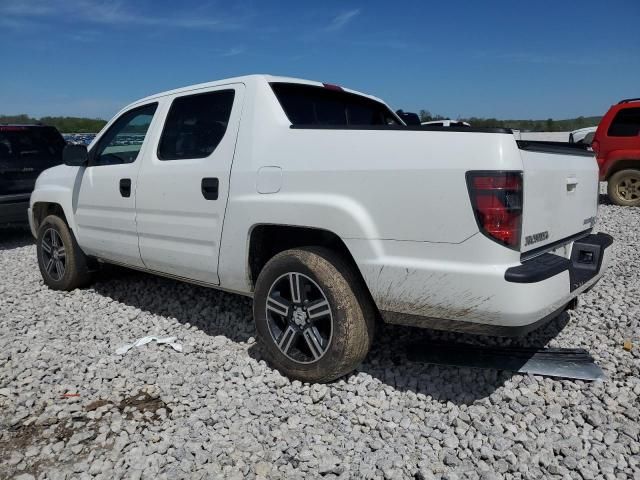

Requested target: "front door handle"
[
  {"left": 201, "top": 177, "right": 219, "bottom": 200},
  {"left": 119, "top": 178, "right": 131, "bottom": 197}
]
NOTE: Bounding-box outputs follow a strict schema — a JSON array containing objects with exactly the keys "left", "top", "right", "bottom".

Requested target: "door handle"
[
  {"left": 119, "top": 178, "right": 132, "bottom": 197},
  {"left": 201, "top": 177, "right": 219, "bottom": 200}
]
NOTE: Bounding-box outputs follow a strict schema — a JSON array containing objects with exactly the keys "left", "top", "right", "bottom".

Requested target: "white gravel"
[{"left": 1, "top": 201, "right": 639, "bottom": 479}]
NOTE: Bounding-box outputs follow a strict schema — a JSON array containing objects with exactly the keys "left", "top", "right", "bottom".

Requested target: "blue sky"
[{"left": 1, "top": 0, "right": 639, "bottom": 120}]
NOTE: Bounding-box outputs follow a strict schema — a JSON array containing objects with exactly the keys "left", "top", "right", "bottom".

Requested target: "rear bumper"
[
  {"left": 505, "top": 233, "right": 613, "bottom": 290},
  {"left": 347, "top": 232, "right": 614, "bottom": 337},
  {"left": 0, "top": 194, "right": 30, "bottom": 224}
]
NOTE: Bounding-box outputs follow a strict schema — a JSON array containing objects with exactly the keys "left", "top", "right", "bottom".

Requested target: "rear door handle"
[
  {"left": 119, "top": 178, "right": 131, "bottom": 197},
  {"left": 201, "top": 177, "right": 219, "bottom": 200}
]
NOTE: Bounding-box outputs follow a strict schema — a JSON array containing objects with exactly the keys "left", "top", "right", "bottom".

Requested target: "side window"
[
  {"left": 158, "top": 90, "right": 235, "bottom": 161},
  {"left": 270, "top": 83, "right": 400, "bottom": 127},
  {"left": 607, "top": 107, "right": 640, "bottom": 137},
  {"left": 92, "top": 103, "right": 157, "bottom": 166}
]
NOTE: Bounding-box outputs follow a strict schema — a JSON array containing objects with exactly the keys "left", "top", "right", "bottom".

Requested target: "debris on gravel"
[{"left": 0, "top": 202, "right": 639, "bottom": 479}]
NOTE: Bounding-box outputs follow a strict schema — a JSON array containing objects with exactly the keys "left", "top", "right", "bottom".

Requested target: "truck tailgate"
[{"left": 518, "top": 141, "right": 598, "bottom": 253}]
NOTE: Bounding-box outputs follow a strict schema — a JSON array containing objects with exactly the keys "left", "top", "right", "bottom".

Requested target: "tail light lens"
[
  {"left": 466, "top": 171, "right": 523, "bottom": 250},
  {"left": 591, "top": 139, "right": 600, "bottom": 156}
]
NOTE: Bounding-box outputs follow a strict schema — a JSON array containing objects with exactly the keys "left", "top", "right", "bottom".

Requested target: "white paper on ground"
[{"left": 116, "top": 335, "right": 183, "bottom": 355}]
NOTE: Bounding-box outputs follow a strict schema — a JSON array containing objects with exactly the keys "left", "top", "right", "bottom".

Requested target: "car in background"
[
  {"left": 63, "top": 133, "right": 97, "bottom": 146},
  {"left": 395, "top": 110, "right": 422, "bottom": 126},
  {"left": 569, "top": 127, "right": 597, "bottom": 145},
  {"left": 592, "top": 98, "right": 640, "bottom": 206},
  {"left": 0, "top": 125, "right": 66, "bottom": 224},
  {"left": 421, "top": 119, "right": 471, "bottom": 127}
]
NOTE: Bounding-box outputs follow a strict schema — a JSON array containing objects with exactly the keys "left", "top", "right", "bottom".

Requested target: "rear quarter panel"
[{"left": 218, "top": 81, "right": 524, "bottom": 292}]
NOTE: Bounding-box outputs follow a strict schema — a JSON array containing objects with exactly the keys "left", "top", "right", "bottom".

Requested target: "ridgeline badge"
[{"left": 524, "top": 231, "right": 549, "bottom": 246}]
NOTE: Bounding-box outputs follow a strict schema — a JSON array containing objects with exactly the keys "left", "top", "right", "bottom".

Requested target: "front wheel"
[
  {"left": 253, "top": 247, "right": 375, "bottom": 383},
  {"left": 608, "top": 169, "right": 640, "bottom": 206},
  {"left": 36, "top": 215, "right": 93, "bottom": 290}
]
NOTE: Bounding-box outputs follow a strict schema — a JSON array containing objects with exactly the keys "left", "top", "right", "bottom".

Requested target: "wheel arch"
[
  {"left": 32, "top": 202, "right": 69, "bottom": 233},
  {"left": 247, "top": 224, "right": 370, "bottom": 295},
  {"left": 603, "top": 158, "right": 640, "bottom": 180}
]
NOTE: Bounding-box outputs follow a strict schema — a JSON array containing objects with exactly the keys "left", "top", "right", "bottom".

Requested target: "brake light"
[
  {"left": 591, "top": 139, "right": 600, "bottom": 156},
  {"left": 466, "top": 171, "right": 523, "bottom": 250},
  {"left": 322, "top": 83, "right": 343, "bottom": 91}
]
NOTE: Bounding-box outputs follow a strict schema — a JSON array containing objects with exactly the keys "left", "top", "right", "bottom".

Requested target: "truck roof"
[{"left": 123, "top": 74, "right": 387, "bottom": 116}]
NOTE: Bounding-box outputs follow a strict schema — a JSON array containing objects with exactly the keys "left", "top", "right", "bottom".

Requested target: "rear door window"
[
  {"left": 607, "top": 107, "right": 640, "bottom": 137},
  {"left": 270, "top": 83, "right": 400, "bottom": 127},
  {"left": 158, "top": 90, "right": 235, "bottom": 161}
]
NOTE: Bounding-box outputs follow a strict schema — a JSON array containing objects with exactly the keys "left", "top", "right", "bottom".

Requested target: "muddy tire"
[
  {"left": 253, "top": 247, "right": 375, "bottom": 383},
  {"left": 36, "top": 215, "right": 93, "bottom": 290},
  {"left": 608, "top": 169, "right": 640, "bottom": 206}
]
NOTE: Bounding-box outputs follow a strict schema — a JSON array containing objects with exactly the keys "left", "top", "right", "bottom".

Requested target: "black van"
[{"left": 0, "top": 125, "right": 66, "bottom": 224}]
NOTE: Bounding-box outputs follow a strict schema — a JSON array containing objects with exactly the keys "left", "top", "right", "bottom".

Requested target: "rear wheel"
[
  {"left": 37, "top": 215, "right": 93, "bottom": 290},
  {"left": 253, "top": 247, "right": 375, "bottom": 383},
  {"left": 608, "top": 169, "right": 640, "bottom": 206}
]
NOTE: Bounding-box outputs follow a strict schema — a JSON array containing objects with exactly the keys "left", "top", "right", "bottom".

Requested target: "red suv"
[{"left": 592, "top": 98, "right": 640, "bottom": 206}]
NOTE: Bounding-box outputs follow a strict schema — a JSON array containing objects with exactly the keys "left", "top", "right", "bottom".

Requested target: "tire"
[
  {"left": 36, "top": 215, "right": 93, "bottom": 290},
  {"left": 253, "top": 247, "right": 375, "bottom": 383},
  {"left": 608, "top": 169, "right": 640, "bottom": 207}
]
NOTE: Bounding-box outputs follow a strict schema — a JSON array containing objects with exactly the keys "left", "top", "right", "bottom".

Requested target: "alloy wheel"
[
  {"left": 265, "top": 272, "right": 333, "bottom": 364},
  {"left": 41, "top": 228, "right": 66, "bottom": 281}
]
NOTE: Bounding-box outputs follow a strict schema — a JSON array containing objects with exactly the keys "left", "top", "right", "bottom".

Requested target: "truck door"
[
  {"left": 74, "top": 103, "right": 159, "bottom": 267},
  {"left": 135, "top": 84, "right": 245, "bottom": 284}
]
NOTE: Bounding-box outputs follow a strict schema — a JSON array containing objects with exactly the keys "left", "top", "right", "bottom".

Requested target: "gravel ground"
[{"left": 1, "top": 200, "right": 639, "bottom": 480}]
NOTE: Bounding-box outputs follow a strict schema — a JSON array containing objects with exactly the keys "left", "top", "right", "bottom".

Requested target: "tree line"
[
  {"left": 419, "top": 110, "right": 601, "bottom": 132},
  {"left": 2, "top": 112, "right": 601, "bottom": 133},
  {"left": 0, "top": 114, "right": 107, "bottom": 133}
]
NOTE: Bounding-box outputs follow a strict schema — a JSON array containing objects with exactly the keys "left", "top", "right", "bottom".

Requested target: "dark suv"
[{"left": 0, "top": 125, "right": 66, "bottom": 224}]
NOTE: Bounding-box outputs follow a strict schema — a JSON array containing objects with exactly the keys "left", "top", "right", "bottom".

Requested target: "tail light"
[
  {"left": 466, "top": 171, "right": 523, "bottom": 250},
  {"left": 322, "top": 83, "right": 344, "bottom": 91},
  {"left": 591, "top": 139, "right": 600, "bottom": 156}
]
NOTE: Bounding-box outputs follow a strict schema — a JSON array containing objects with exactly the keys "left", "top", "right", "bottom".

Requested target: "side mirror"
[{"left": 63, "top": 144, "right": 89, "bottom": 167}]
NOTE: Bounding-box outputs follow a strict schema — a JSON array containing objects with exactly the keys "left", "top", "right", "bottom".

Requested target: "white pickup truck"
[{"left": 29, "top": 75, "right": 613, "bottom": 382}]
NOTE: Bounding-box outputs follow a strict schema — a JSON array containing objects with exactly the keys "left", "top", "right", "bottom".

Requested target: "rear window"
[
  {"left": 607, "top": 107, "right": 640, "bottom": 137},
  {"left": 270, "top": 83, "right": 400, "bottom": 127},
  {"left": 0, "top": 126, "right": 65, "bottom": 162}
]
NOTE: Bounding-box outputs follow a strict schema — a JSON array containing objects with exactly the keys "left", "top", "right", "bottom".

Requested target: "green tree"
[{"left": 0, "top": 114, "right": 107, "bottom": 133}]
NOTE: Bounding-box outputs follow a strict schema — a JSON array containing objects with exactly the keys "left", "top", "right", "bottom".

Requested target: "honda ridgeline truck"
[{"left": 29, "top": 75, "right": 613, "bottom": 382}]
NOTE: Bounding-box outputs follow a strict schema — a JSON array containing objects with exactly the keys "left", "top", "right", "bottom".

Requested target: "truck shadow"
[
  {"left": 91, "top": 267, "right": 255, "bottom": 344},
  {"left": 90, "top": 267, "right": 570, "bottom": 405},
  {"left": 0, "top": 225, "right": 33, "bottom": 251},
  {"left": 352, "top": 313, "right": 570, "bottom": 405},
  {"left": 599, "top": 193, "right": 613, "bottom": 205}
]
